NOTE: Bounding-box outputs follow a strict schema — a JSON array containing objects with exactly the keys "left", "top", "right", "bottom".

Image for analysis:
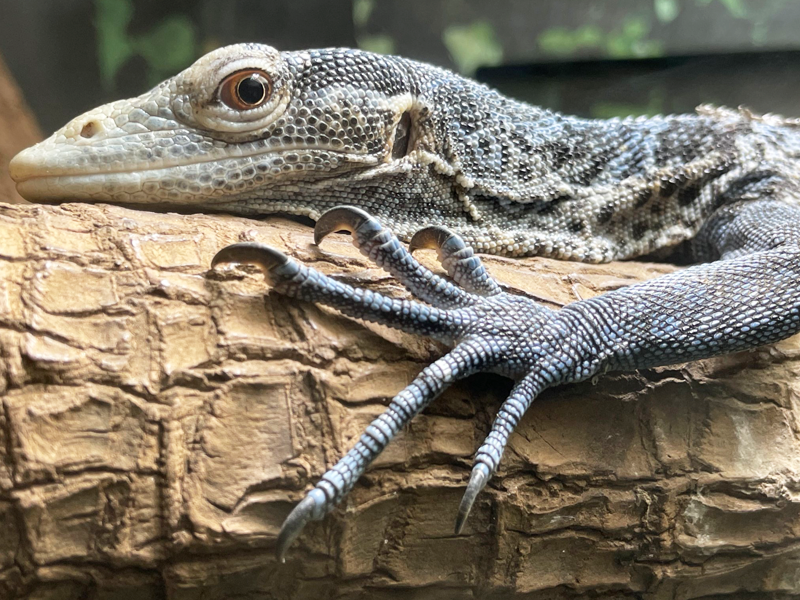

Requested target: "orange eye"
[{"left": 219, "top": 69, "right": 272, "bottom": 110}]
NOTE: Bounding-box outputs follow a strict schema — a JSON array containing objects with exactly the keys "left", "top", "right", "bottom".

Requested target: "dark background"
[{"left": 3, "top": 0, "right": 800, "bottom": 133}]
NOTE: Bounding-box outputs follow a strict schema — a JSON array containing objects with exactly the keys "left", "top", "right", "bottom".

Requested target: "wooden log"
[{"left": 0, "top": 201, "right": 798, "bottom": 599}]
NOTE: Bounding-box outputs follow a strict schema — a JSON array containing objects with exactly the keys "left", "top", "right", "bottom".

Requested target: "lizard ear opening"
[{"left": 392, "top": 111, "right": 413, "bottom": 159}]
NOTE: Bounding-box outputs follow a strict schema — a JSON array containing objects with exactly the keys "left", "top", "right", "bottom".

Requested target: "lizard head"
[{"left": 10, "top": 43, "right": 427, "bottom": 216}]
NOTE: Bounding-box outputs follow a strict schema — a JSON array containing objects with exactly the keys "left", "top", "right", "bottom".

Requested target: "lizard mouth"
[
  {"left": 12, "top": 169, "right": 198, "bottom": 205},
  {"left": 10, "top": 141, "right": 379, "bottom": 204}
]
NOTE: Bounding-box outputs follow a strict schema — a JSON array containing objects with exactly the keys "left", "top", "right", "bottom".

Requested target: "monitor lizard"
[{"left": 9, "top": 43, "right": 800, "bottom": 561}]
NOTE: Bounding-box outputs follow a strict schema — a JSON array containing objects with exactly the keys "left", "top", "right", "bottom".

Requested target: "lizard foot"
[{"left": 212, "top": 206, "right": 603, "bottom": 562}]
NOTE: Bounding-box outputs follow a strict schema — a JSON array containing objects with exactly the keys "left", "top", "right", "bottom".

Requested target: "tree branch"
[{"left": 0, "top": 202, "right": 798, "bottom": 598}]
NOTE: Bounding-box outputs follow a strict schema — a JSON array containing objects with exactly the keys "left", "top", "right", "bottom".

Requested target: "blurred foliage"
[
  {"left": 443, "top": 21, "right": 503, "bottom": 74},
  {"left": 86, "top": 0, "right": 800, "bottom": 123},
  {"left": 353, "top": 0, "right": 396, "bottom": 55},
  {"left": 93, "top": 0, "right": 800, "bottom": 87},
  {"left": 95, "top": 0, "right": 197, "bottom": 90},
  {"left": 590, "top": 90, "right": 666, "bottom": 119},
  {"left": 697, "top": 0, "right": 747, "bottom": 19},
  {"left": 654, "top": 0, "right": 680, "bottom": 23},
  {"left": 352, "top": 0, "right": 373, "bottom": 29},
  {"left": 357, "top": 34, "right": 396, "bottom": 55},
  {"left": 537, "top": 15, "right": 663, "bottom": 60}
]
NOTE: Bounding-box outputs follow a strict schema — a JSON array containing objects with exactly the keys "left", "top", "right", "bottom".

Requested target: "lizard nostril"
[{"left": 79, "top": 120, "right": 101, "bottom": 139}]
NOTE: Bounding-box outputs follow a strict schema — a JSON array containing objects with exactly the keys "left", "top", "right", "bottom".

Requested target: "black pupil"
[{"left": 237, "top": 76, "right": 265, "bottom": 105}]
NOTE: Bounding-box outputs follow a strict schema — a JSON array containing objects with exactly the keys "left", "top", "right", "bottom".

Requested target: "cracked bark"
[{"left": 0, "top": 201, "right": 798, "bottom": 599}]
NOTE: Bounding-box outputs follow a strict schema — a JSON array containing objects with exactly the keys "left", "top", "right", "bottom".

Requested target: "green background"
[{"left": 3, "top": 0, "right": 800, "bottom": 132}]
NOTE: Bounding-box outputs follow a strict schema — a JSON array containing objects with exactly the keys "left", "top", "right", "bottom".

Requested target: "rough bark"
[
  {"left": 0, "top": 54, "right": 41, "bottom": 204},
  {"left": 0, "top": 201, "right": 798, "bottom": 600}
]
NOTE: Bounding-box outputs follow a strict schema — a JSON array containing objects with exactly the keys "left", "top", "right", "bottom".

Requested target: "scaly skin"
[
  {"left": 10, "top": 44, "right": 800, "bottom": 261},
  {"left": 213, "top": 203, "right": 800, "bottom": 561},
  {"left": 9, "top": 43, "right": 800, "bottom": 560}
]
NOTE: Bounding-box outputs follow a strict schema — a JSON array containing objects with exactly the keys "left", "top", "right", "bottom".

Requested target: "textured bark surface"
[
  {"left": 0, "top": 54, "right": 41, "bottom": 204},
  {"left": 0, "top": 201, "right": 799, "bottom": 599}
]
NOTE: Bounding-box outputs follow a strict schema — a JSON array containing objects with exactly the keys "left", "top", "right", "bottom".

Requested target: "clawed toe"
[
  {"left": 314, "top": 205, "right": 381, "bottom": 245},
  {"left": 313, "top": 205, "right": 476, "bottom": 308},
  {"left": 410, "top": 225, "right": 502, "bottom": 297},
  {"left": 211, "top": 242, "right": 299, "bottom": 282},
  {"left": 276, "top": 488, "right": 327, "bottom": 562},
  {"left": 408, "top": 225, "right": 461, "bottom": 255},
  {"left": 455, "top": 463, "right": 490, "bottom": 534}
]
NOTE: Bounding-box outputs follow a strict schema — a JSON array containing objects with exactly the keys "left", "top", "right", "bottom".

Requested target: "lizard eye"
[{"left": 219, "top": 69, "right": 272, "bottom": 110}]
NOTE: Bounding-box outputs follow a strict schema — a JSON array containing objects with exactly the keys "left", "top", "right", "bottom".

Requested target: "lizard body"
[
  {"left": 9, "top": 44, "right": 800, "bottom": 561},
  {"left": 10, "top": 44, "right": 800, "bottom": 262}
]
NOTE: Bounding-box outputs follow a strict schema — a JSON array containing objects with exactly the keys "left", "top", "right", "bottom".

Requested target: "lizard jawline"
[{"left": 11, "top": 149, "right": 381, "bottom": 204}]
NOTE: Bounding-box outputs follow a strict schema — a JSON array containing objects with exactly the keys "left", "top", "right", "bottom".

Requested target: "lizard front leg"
[
  {"left": 212, "top": 202, "right": 800, "bottom": 562},
  {"left": 212, "top": 207, "right": 565, "bottom": 561}
]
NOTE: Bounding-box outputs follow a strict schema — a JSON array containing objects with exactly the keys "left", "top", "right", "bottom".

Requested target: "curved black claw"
[
  {"left": 314, "top": 205, "right": 380, "bottom": 246},
  {"left": 408, "top": 225, "right": 459, "bottom": 255},
  {"left": 212, "top": 242, "right": 290, "bottom": 272},
  {"left": 410, "top": 225, "right": 502, "bottom": 297},
  {"left": 455, "top": 463, "right": 490, "bottom": 534},
  {"left": 316, "top": 206, "right": 476, "bottom": 308},
  {"left": 276, "top": 489, "right": 327, "bottom": 562}
]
